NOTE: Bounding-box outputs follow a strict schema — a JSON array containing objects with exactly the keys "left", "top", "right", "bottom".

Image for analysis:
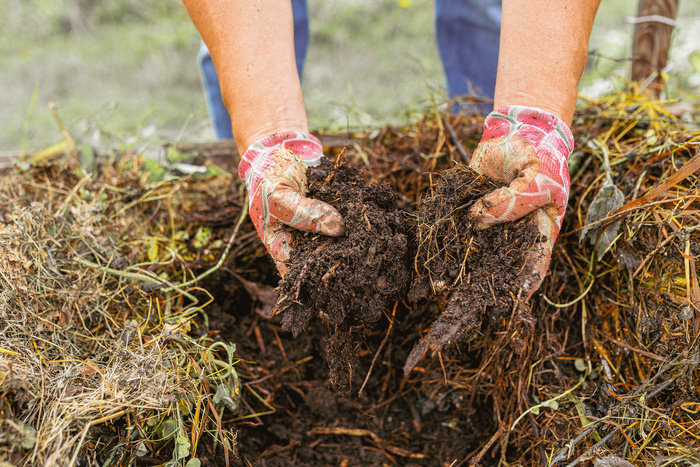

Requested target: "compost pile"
[
  {"left": 1, "top": 88, "right": 699, "bottom": 466},
  {"left": 276, "top": 158, "right": 541, "bottom": 386}
]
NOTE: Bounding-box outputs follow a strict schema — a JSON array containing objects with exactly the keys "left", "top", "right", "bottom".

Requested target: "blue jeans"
[
  {"left": 198, "top": 0, "right": 501, "bottom": 140},
  {"left": 436, "top": 0, "right": 501, "bottom": 113}
]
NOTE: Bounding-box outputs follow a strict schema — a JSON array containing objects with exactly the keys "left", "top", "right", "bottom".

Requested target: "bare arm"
[
  {"left": 182, "top": 0, "right": 308, "bottom": 153},
  {"left": 494, "top": 0, "right": 602, "bottom": 125}
]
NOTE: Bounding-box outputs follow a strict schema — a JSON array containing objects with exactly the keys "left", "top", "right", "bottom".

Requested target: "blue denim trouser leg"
[
  {"left": 198, "top": 0, "right": 310, "bottom": 140},
  {"left": 435, "top": 0, "right": 502, "bottom": 113}
]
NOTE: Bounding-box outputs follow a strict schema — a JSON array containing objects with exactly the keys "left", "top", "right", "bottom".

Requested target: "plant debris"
[{"left": 0, "top": 159, "right": 244, "bottom": 466}]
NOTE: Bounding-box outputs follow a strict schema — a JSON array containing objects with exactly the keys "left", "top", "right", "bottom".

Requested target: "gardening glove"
[
  {"left": 239, "top": 132, "right": 346, "bottom": 276},
  {"left": 469, "top": 106, "right": 574, "bottom": 300}
]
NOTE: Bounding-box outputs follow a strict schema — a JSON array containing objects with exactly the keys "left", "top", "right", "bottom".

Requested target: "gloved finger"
[
  {"left": 266, "top": 228, "right": 294, "bottom": 276},
  {"left": 265, "top": 209, "right": 342, "bottom": 277},
  {"left": 260, "top": 188, "right": 345, "bottom": 277},
  {"left": 469, "top": 135, "right": 568, "bottom": 230},
  {"left": 254, "top": 152, "right": 345, "bottom": 237},
  {"left": 514, "top": 209, "right": 555, "bottom": 301}
]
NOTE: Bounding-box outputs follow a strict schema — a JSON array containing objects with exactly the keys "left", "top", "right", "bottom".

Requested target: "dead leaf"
[
  {"left": 580, "top": 180, "right": 625, "bottom": 258},
  {"left": 593, "top": 454, "right": 634, "bottom": 467},
  {"left": 616, "top": 245, "right": 642, "bottom": 269},
  {"left": 79, "top": 359, "right": 99, "bottom": 375},
  {"left": 233, "top": 273, "right": 278, "bottom": 319}
]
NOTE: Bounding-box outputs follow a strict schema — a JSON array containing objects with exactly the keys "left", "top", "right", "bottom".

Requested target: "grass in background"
[
  {"left": 0, "top": 1, "right": 206, "bottom": 153},
  {"left": 1, "top": 0, "right": 699, "bottom": 154},
  {"left": 303, "top": 0, "right": 443, "bottom": 132}
]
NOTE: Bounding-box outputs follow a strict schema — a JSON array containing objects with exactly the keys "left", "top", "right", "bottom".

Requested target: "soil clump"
[
  {"left": 406, "top": 164, "right": 541, "bottom": 373},
  {"left": 274, "top": 157, "right": 414, "bottom": 388}
]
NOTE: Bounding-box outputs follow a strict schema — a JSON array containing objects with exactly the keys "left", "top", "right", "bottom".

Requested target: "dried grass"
[{"left": 0, "top": 158, "right": 244, "bottom": 466}]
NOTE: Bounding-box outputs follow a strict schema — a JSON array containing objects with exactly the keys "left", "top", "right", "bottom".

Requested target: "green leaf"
[
  {"left": 176, "top": 435, "right": 191, "bottom": 460},
  {"left": 192, "top": 226, "right": 212, "bottom": 249},
  {"left": 161, "top": 419, "right": 178, "bottom": 439},
  {"left": 185, "top": 458, "right": 202, "bottom": 467},
  {"left": 574, "top": 359, "right": 587, "bottom": 372},
  {"left": 142, "top": 157, "right": 166, "bottom": 182},
  {"left": 213, "top": 383, "right": 238, "bottom": 412},
  {"left": 135, "top": 442, "right": 148, "bottom": 457},
  {"left": 543, "top": 400, "right": 559, "bottom": 411}
]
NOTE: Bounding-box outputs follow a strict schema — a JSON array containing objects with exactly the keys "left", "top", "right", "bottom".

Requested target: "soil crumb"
[
  {"left": 275, "top": 157, "right": 414, "bottom": 388},
  {"left": 405, "top": 164, "right": 541, "bottom": 373}
]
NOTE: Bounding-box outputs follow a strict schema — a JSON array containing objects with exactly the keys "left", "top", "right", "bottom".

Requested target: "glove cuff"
[
  {"left": 482, "top": 106, "right": 574, "bottom": 157},
  {"left": 238, "top": 132, "right": 324, "bottom": 183}
]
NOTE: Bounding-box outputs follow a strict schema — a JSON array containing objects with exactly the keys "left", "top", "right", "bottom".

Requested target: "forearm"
[
  {"left": 494, "top": 0, "right": 601, "bottom": 125},
  {"left": 182, "top": 0, "right": 308, "bottom": 153}
]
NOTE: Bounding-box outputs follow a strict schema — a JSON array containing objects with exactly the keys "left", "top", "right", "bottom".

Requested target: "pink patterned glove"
[
  {"left": 239, "top": 132, "right": 346, "bottom": 276},
  {"left": 469, "top": 106, "right": 574, "bottom": 298}
]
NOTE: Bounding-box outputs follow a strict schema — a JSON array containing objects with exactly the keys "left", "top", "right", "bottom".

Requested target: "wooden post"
[{"left": 630, "top": 0, "right": 679, "bottom": 97}]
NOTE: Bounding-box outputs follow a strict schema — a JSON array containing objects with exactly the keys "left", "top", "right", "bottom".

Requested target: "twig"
[
  {"left": 444, "top": 117, "right": 469, "bottom": 164},
  {"left": 469, "top": 422, "right": 506, "bottom": 466},
  {"left": 563, "top": 430, "right": 619, "bottom": 467},
  {"left": 358, "top": 302, "right": 397, "bottom": 397},
  {"left": 598, "top": 331, "right": 666, "bottom": 362}
]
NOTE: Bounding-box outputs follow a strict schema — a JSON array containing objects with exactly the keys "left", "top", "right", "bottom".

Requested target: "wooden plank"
[
  {"left": 630, "top": 0, "right": 679, "bottom": 97},
  {"left": 173, "top": 133, "right": 361, "bottom": 166},
  {"left": 0, "top": 133, "right": 361, "bottom": 174},
  {"left": 0, "top": 154, "right": 15, "bottom": 171}
]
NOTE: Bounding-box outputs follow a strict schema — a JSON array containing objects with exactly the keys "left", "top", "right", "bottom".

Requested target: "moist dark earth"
[
  {"left": 186, "top": 159, "right": 548, "bottom": 466},
  {"left": 275, "top": 160, "right": 541, "bottom": 384},
  {"left": 275, "top": 157, "right": 414, "bottom": 387}
]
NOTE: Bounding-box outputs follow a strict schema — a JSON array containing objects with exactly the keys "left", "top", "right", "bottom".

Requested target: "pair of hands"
[{"left": 239, "top": 106, "right": 574, "bottom": 301}]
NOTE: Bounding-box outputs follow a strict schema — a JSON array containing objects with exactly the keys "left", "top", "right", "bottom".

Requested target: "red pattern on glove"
[
  {"left": 469, "top": 106, "right": 574, "bottom": 297},
  {"left": 239, "top": 132, "right": 345, "bottom": 275}
]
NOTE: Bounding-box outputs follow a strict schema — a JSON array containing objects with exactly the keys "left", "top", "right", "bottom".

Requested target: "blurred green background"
[{"left": 1, "top": 0, "right": 699, "bottom": 154}]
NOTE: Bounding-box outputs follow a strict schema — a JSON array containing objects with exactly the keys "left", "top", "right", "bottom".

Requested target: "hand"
[
  {"left": 239, "top": 132, "right": 346, "bottom": 276},
  {"left": 468, "top": 106, "right": 574, "bottom": 299}
]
